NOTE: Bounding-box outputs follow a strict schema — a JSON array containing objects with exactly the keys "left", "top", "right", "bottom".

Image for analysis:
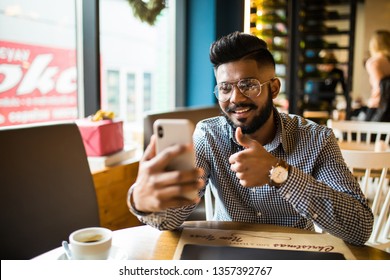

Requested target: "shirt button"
[
  {"left": 252, "top": 188, "right": 256, "bottom": 193},
  {"left": 313, "top": 213, "right": 318, "bottom": 220},
  {"left": 285, "top": 192, "right": 291, "bottom": 199},
  {"left": 257, "top": 212, "right": 262, "bottom": 217}
]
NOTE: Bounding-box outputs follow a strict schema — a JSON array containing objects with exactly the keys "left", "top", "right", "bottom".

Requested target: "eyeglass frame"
[{"left": 213, "top": 77, "right": 276, "bottom": 102}]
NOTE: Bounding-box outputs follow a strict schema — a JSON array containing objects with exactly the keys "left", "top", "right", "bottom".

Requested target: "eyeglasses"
[{"left": 213, "top": 78, "right": 275, "bottom": 102}]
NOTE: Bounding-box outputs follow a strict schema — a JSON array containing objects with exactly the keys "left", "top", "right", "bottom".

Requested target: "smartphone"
[{"left": 153, "top": 119, "right": 196, "bottom": 171}]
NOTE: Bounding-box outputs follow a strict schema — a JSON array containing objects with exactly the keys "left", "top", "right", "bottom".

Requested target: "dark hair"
[{"left": 209, "top": 31, "right": 275, "bottom": 70}]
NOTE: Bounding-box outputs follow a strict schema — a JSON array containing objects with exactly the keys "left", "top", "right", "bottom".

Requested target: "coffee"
[{"left": 79, "top": 234, "right": 103, "bottom": 243}]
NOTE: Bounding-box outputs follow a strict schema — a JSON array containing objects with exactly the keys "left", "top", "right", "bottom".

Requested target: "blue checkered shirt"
[{"left": 132, "top": 109, "right": 374, "bottom": 246}]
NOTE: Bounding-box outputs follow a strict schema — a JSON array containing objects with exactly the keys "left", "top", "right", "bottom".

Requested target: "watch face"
[{"left": 272, "top": 166, "right": 288, "bottom": 184}]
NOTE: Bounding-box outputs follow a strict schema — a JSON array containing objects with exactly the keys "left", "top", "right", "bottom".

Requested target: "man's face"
[{"left": 215, "top": 59, "right": 276, "bottom": 134}]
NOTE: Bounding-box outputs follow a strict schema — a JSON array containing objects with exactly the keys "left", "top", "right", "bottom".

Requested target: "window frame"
[{"left": 81, "top": 0, "right": 186, "bottom": 118}]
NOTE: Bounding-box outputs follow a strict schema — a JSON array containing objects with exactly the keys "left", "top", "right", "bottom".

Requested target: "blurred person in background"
[
  {"left": 317, "top": 51, "right": 346, "bottom": 114},
  {"left": 365, "top": 30, "right": 390, "bottom": 122}
]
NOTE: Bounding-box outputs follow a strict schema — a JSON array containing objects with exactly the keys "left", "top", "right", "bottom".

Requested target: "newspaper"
[{"left": 173, "top": 227, "right": 356, "bottom": 260}]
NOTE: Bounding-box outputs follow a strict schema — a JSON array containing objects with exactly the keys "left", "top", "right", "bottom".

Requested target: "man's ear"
[{"left": 271, "top": 77, "right": 281, "bottom": 98}]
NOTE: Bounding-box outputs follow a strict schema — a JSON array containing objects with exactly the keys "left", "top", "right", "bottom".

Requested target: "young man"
[{"left": 127, "top": 31, "right": 373, "bottom": 246}]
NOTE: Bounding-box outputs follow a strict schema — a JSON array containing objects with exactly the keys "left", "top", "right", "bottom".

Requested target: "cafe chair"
[
  {"left": 143, "top": 105, "right": 221, "bottom": 149},
  {"left": 0, "top": 122, "right": 100, "bottom": 259},
  {"left": 143, "top": 105, "right": 220, "bottom": 221},
  {"left": 327, "top": 119, "right": 390, "bottom": 145},
  {"left": 341, "top": 149, "right": 390, "bottom": 251}
]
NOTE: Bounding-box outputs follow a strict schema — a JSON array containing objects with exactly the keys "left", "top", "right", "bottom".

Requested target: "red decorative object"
[{"left": 76, "top": 119, "right": 124, "bottom": 156}]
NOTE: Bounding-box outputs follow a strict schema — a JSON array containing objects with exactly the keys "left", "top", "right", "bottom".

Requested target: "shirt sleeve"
[
  {"left": 129, "top": 182, "right": 200, "bottom": 230},
  {"left": 276, "top": 132, "right": 374, "bottom": 245}
]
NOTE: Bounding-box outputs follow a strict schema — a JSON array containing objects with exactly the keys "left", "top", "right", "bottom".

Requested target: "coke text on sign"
[{"left": 0, "top": 41, "right": 77, "bottom": 126}]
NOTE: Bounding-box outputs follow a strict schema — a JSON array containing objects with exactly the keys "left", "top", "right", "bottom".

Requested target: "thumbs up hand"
[
  {"left": 229, "top": 127, "right": 278, "bottom": 187},
  {"left": 235, "top": 126, "right": 258, "bottom": 149}
]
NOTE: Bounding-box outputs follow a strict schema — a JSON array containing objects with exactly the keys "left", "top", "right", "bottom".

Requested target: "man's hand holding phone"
[{"left": 128, "top": 119, "right": 205, "bottom": 214}]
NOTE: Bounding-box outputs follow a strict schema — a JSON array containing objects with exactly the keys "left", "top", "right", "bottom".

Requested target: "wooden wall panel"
[{"left": 92, "top": 160, "right": 143, "bottom": 230}]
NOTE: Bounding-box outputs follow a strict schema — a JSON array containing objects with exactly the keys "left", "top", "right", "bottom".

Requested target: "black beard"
[{"left": 223, "top": 91, "right": 274, "bottom": 134}]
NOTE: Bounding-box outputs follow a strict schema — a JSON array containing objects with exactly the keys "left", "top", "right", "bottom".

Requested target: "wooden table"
[{"left": 34, "top": 221, "right": 389, "bottom": 260}]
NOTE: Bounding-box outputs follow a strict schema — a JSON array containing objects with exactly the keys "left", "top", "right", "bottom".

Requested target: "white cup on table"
[{"left": 69, "top": 227, "right": 112, "bottom": 260}]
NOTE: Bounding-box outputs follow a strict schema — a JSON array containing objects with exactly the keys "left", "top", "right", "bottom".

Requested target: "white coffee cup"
[{"left": 69, "top": 227, "right": 112, "bottom": 260}]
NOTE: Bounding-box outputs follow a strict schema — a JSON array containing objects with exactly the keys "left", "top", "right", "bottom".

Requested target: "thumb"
[{"left": 235, "top": 127, "right": 257, "bottom": 149}]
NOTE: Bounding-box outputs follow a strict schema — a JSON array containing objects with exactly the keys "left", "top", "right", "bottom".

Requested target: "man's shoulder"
[
  {"left": 194, "top": 116, "right": 231, "bottom": 139},
  {"left": 279, "top": 112, "right": 332, "bottom": 135},
  {"left": 277, "top": 112, "right": 334, "bottom": 152}
]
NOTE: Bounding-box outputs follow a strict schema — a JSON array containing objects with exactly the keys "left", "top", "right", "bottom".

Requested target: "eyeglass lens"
[{"left": 214, "top": 78, "right": 261, "bottom": 101}]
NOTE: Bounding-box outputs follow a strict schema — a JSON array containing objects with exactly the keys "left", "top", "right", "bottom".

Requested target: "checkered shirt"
[{"left": 133, "top": 108, "right": 374, "bottom": 246}]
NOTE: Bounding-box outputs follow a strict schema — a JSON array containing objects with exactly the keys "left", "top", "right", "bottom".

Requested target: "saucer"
[{"left": 58, "top": 246, "right": 128, "bottom": 260}]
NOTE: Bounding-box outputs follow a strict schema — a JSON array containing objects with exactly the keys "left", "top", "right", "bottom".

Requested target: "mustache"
[{"left": 225, "top": 103, "right": 257, "bottom": 113}]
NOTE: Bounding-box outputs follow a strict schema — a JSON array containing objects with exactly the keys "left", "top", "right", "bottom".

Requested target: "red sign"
[{"left": 0, "top": 41, "right": 78, "bottom": 126}]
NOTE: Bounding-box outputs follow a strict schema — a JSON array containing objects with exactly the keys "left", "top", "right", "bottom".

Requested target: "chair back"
[
  {"left": 327, "top": 119, "right": 390, "bottom": 144},
  {"left": 0, "top": 122, "right": 100, "bottom": 259},
  {"left": 341, "top": 149, "right": 390, "bottom": 248},
  {"left": 143, "top": 105, "right": 220, "bottom": 149}
]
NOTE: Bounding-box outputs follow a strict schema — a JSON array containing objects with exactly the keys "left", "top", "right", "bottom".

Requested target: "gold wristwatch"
[{"left": 269, "top": 159, "right": 290, "bottom": 188}]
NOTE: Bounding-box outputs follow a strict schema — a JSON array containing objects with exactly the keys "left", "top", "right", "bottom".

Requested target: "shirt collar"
[{"left": 264, "top": 107, "right": 290, "bottom": 153}]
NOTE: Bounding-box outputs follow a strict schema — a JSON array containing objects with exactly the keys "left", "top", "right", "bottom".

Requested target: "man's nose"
[{"left": 229, "top": 84, "right": 247, "bottom": 103}]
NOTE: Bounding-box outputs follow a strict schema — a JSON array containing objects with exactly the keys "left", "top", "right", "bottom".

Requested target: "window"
[
  {"left": 99, "top": 0, "right": 177, "bottom": 147},
  {"left": 106, "top": 70, "right": 120, "bottom": 115},
  {"left": 0, "top": 0, "right": 78, "bottom": 126},
  {"left": 1, "top": 0, "right": 178, "bottom": 150},
  {"left": 143, "top": 72, "right": 152, "bottom": 112},
  {"left": 126, "top": 73, "right": 136, "bottom": 122}
]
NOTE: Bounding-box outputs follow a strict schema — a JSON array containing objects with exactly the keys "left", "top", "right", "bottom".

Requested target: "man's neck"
[{"left": 248, "top": 110, "right": 277, "bottom": 145}]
